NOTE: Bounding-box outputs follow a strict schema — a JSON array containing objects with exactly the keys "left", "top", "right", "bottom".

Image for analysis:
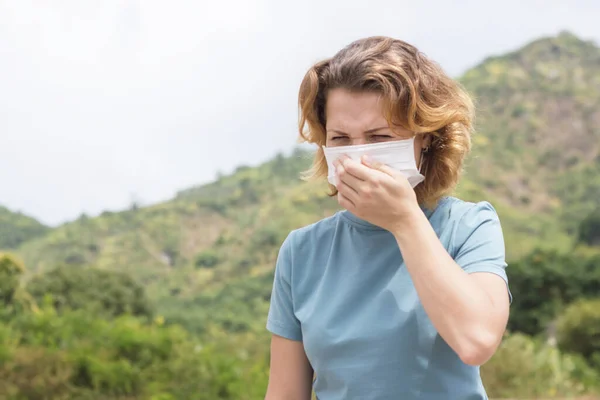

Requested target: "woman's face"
[{"left": 325, "top": 88, "right": 427, "bottom": 165}]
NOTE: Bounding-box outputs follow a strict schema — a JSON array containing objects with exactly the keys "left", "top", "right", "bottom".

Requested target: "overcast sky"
[{"left": 1, "top": 0, "right": 599, "bottom": 226}]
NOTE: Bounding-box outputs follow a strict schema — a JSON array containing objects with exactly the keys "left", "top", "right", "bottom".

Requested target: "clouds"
[{"left": 0, "top": 0, "right": 599, "bottom": 225}]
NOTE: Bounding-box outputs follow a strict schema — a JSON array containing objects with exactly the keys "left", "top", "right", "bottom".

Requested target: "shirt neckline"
[{"left": 339, "top": 197, "right": 450, "bottom": 231}]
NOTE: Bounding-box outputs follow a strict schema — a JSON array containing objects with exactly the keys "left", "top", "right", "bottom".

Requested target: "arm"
[
  {"left": 391, "top": 203, "right": 510, "bottom": 366},
  {"left": 265, "top": 334, "right": 314, "bottom": 400},
  {"left": 333, "top": 156, "right": 510, "bottom": 366},
  {"left": 265, "top": 232, "right": 314, "bottom": 399}
]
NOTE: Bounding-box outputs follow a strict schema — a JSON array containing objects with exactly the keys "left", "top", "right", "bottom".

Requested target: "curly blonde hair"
[{"left": 297, "top": 36, "right": 474, "bottom": 208}]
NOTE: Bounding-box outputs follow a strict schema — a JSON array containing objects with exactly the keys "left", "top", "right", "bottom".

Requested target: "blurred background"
[{"left": 1, "top": 1, "right": 600, "bottom": 399}]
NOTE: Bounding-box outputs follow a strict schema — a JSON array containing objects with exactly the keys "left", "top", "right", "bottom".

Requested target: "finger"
[
  {"left": 340, "top": 157, "right": 377, "bottom": 181},
  {"left": 335, "top": 155, "right": 359, "bottom": 174},
  {"left": 337, "top": 191, "right": 355, "bottom": 210},
  {"left": 336, "top": 162, "right": 364, "bottom": 193},
  {"left": 337, "top": 179, "right": 360, "bottom": 203},
  {"left": 370, "top": 163, "right": 398, "bottom": 178},
  {"left": 361, "top": 156, "right": 401, "bottom": 179}
]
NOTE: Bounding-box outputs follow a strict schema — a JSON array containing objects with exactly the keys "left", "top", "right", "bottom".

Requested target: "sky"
[{"left": 1, "top": 0, "right": 599, "bottom": 226}]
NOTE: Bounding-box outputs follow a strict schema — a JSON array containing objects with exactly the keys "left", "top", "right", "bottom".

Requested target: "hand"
[{"left": 334, "top": 155, "right": 421, "bottom": 232}]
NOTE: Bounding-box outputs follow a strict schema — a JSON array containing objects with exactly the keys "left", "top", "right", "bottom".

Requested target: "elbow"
[
  {"left": 457, "top": 329, "right": 502, "bottom": 367},
  {"left": 458, "top": 347, "right": 493, "bottom": 367}
]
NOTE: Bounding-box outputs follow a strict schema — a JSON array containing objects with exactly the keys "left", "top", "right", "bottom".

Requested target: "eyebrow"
[{"left": 327, "top": 126, "right": 390, "bottom": 135}]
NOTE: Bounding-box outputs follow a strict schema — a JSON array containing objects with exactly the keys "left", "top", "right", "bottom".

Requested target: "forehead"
[
  {"left": 325, "top": 89, "right": 386, "bottom": 129},
  {"left": 324, "top": 88, "right": 414, "bottom": 137}
]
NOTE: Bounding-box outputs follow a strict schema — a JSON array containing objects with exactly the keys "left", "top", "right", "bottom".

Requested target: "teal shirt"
[{"left": 266, "top": 196, "right": 511, "bottom": 399}]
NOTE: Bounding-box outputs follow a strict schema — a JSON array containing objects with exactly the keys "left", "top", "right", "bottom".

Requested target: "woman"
[{"left": 265, "top": 36, "right": 511, "bottom": 400}]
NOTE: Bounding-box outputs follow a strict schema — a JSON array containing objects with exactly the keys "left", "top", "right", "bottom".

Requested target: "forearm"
[
  {"left": 265, "top": 335, "right": 314, "bottom": 400},
  {"left": 391, "top": 209, "right": 504, "bottom": 365}
]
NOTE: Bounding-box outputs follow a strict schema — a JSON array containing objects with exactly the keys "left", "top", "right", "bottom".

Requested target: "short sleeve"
[
  {"left": 266, "top": 232, "right": 303, "bottom": 341},
  {"left": 452, "top": 201, "right": 512, "bottom": 303}
]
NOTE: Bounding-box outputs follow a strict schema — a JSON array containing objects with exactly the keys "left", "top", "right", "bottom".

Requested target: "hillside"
[
  {"left": 16, "top": 149, "right": 333, "bottom": 332},
  {"left": 11, "top": 31, "right": 600, "bottom": 334},
  {"left": 460, "top": 31, "right": 600, "bottom": 228},
  {"left": 0, "top": 206, "right": 49, "bottom": 249}
]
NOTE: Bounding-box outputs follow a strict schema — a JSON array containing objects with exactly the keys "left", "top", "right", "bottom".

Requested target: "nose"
[{"left": 350, "top": 138, "right": 368, "bottom": 146}]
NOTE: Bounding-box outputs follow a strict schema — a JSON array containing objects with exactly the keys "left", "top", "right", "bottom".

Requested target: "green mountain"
[
  {"left": 10, "top": 31, "right": 600, "bottom": 334},
  {"left": 0, "top": 206, "right": 49, "bottom": 249},
  {"left": 459, "top": 31, "right": 600, "bottom": 232}
]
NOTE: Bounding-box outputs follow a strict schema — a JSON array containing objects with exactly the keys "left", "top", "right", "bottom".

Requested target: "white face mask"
[{"left": 322, "top": 137, "right": 425, "bottom": 188}]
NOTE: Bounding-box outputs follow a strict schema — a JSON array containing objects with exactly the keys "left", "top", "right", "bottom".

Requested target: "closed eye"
[{"left": 371, "top": 135, "right": 393, "bottom": 140}]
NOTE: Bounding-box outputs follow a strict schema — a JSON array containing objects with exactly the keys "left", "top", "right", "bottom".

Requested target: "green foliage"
[
  {"left": 507, "top": 249, "right": 600, "bottom": 335},
  {"left": 0, "top": 346, "right": 73, "bottom": 399},
  {"left": 251, "top": 224, "right": 286, "bottom": 249},
  {"left": 553, "top": 159, "right": 600, "bottom": 233},
  {"left": 26, "top": 265, "right": 153, "bottom": 319},
  {"left": 482, "top": 333, "right": 600, "bottom": 398},
  {"left": 557, "top": 298, "right": 600, "bottom": 368},
  {"left": 0, "top": 206, "right": 48, "bottom": 249},
  {"left": 0, "top": 253, "right": 25, "bottom": 306},
  {"left": 195, "top": 250, "right": 220, "bottom": 268},
  {"left": 163, "top": 271, "right": 274, "bottom": 335},
  {"left": 0, "top": 306, "right": 269, "bottom": 399},
  {"left": 460, "top": 31, "right": 600, "bottom": 243},
  {"left": 578, "top": 207, "right": 600, "bottom": 246}
]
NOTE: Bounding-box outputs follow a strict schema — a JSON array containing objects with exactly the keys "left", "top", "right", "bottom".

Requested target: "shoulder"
[
  {"left": 282, "top": 212, "right": 343, "bottom": 256},
  {"left": 433, "top": 196, "right": 501, "bottom": 227},
  {"left": 275, "top": 213, "right": 342, "bottom": 283},
  {"left": 431, "top": 197, "right": 504, "bottom": 251},
  {"left": 435, "top": 197, "right": 506, "bottom": 263}
]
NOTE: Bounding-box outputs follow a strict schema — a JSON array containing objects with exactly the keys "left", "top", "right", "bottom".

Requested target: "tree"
[
  {"left": 195, "top": 250, "right": 220, "bottom": 268},
  {"left": 0, "top": 253, "right": 25, "bottom": 306},
  {"left": 556, "top": 298, "right": 600, "bottom": 368},
  {"left": 578, "top": 207, "right": 600, "bottom": 246},
  {"left": 26, "top": 265, "right": 153, "bottom": 319},
  {"left": 0, "top": 207, "right": 48, "bottom": 249},
  {"left": 507, "top": 249, "right": 600, "bottom": 335},
  {"left": 481, "top": 332, "right": 599, "bottom": 398}
]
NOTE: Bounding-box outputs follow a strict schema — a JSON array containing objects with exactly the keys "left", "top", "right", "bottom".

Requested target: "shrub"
[
  {"left": 195, "top": 250, "right": 220, "bottom": 268},
  {"left": 26, "top": 265, "right": 153, "bottom": 319},
  {"left": 482, "top": 333, "right": 599, "bottom": 398},
  {"left": 508, "top": 249, "right": 600, "bottom": 335},
  {"left": 1, "top": 306, "right": 270, "bottom": 399},
  {"left": 251, "top": 225, "right": 285, "bottom": 249},
  {"left": 556, "top": 298, "right": 600, "bottom": 368},
  {"left": 0, "top": 253, "right": 25, "bottom": 306},
  {"left": 578, "top": 207, "right": 600, "bottom": 246},
  {"left": 0, "top": 347, "right": 73, "bottom": 399}
]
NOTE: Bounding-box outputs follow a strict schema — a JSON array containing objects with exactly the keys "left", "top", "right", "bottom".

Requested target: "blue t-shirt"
[{"left": 266, "top": 196, "right": 511, "bottom": 400}]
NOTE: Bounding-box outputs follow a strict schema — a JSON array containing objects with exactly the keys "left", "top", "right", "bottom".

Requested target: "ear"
[{"left": 422, "top": 133, "right": 433, "bottom": 151}]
